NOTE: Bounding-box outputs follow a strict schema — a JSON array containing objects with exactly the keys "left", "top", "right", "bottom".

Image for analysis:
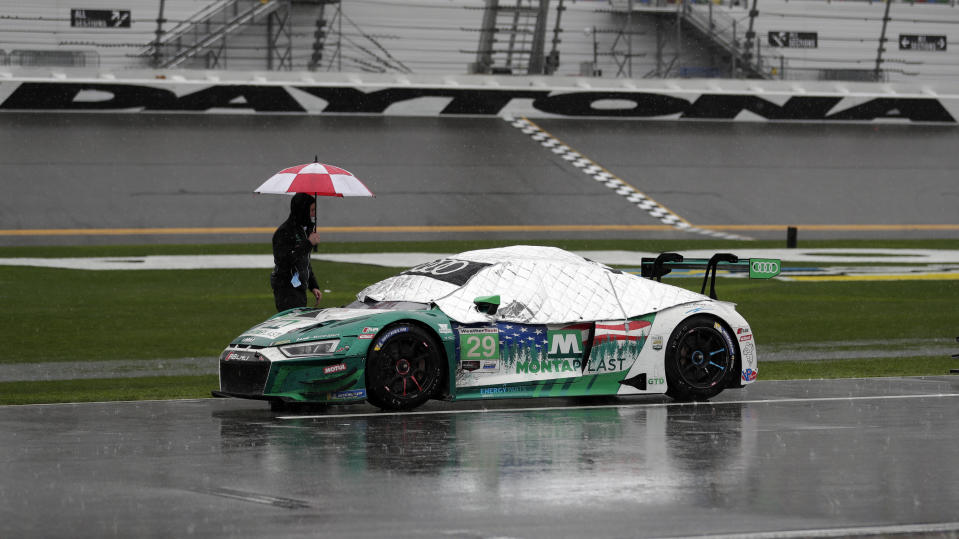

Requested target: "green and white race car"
[{"left": 214, "top": 246, "right": 779, "bottom": 411}]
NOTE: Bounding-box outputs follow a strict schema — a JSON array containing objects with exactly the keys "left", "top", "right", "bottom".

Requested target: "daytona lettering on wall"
[{"left": 0, "top": 82, "right": 954, "bottom": 123}]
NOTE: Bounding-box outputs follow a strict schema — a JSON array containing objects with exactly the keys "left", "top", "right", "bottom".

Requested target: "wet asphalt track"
[
  {"left": 2, "top": 113, "right": 958, "bottom": 245},
  {"left": 2, "top": 377, "right": 958, "bottom": 538},
  {"left": 3, "top": 113, "right": 959, "bottom": 537}
]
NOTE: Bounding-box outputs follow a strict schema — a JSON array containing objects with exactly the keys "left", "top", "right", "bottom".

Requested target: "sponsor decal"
[
  {"left": 323, "top": 363, "right": 347, "bottom": 375},
  {"left": 741, "top": 342, "right": 755, "bottom": 368},
  {"left": 651, "top": 335, "right": 664, "bottom": 350},
  {"left": 222, "top": 350, "right": 260, "bottom": 362},
  {"left": 437, "top": 323, "right": 452, "bottom": 334},
  {"left": 716, "top": 322, "right": 736, "bottom": 361},
  {"left": 401, "top": 258, "right": 492, "bottom": 286},
  {"left": 749, "top": 259, "right": 781, "bottom": 279},
  {"left": 740, "top": 334, "right": 753, "bottom": 342},
  {"left": 4, "top": 82, "right": 954, "bottom": 123},
  {"left": 373, "top": 326, "right": 411, "bottom": 351},
  {"left": 584, "top": 316, "right": 652, "bottom": 375},
  {"left": 458, "top": 327, "right": 501, "bottom": 361},
  {"left": 479, "top": 385, "right": 534, "bottom": 396},
  {"left": 547, "top": 330, "right": 583, "bottom": 357},
  {"left": 461, "top": 360, "right": 481, "bottom": 372},
  {"left": 594, "top": 321, "right": 651, "bottom": 345},
  {"left": 243, "top": 318, "right": 317, "bottom": 339},
  {"left": 742, "top": 368, "right": 758, "bottom": 382},
  {"left": 585, "top": 358, "right": 630, "bottom": 373},
  {"left": 330, "top": 389, "right": 366, "bottom": 400},
  {"left": 240, "top": 337, "right": 255, "bottom": 343},
  {"left": 518, "top": 358, "right": 580, "bottom": 374},
  {"left": 294, "top": 333, "right": 338, "bottom": 342},
  {"left": 335, "top": 345, "right": 351, "bottom": 353},
  {"left": 461, "top": 360, "right": 500, "bottom": 372},
  {"left": 362, "top": 327, "right": 378, "bottom": 334},
  {"left": 358, "top": 334, "right": 375, "bottom": 340}
]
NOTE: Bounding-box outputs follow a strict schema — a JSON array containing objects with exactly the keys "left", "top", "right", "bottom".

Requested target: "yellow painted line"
[
  {"left": 0, "top": 224, "right": 680, "bottom": 237},
  {"left": 789, "top": 273, "right": 959, "bottom": 282},
  {"left": 1, "top": 224, "right": 956, "bottom": 237},
  {"left": 701, "top": 224, "right": 959, "bottom": 231},
  {"left": 2, "top": 223, "right": 957, "bottom": 236}
]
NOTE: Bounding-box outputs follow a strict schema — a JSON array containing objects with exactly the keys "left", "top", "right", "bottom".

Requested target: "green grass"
[
  {"left": 691, "top": 278, "right": 959, "bottom": 346},
  {"left": 0, "top": 261, "right": 395, "bottom": 363},
  {"left": 0, "top": 375, "right": 218, "bottom": 405},
  {"left": 760, "top": 357, "right": 957, "bottom": 380},
  {"left": 7, "top": 261, "right": 956, "bottom": 363},
  {"left": 1, "top": 239, "right": 957, "bottom": 404}
]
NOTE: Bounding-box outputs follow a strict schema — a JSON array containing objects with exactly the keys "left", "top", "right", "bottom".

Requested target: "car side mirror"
[{"left": 473, "top": 295, "right": 500, "bottom": 315}]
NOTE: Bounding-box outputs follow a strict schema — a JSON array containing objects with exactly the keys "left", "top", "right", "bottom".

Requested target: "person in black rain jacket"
[{"left": 271, "top": 193, "right": 322, "bottom": 312}]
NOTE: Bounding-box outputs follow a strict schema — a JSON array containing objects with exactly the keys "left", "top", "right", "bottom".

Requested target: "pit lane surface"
[
  {"left": 2, "top": 377, "right": 958, "bottom": 538},
  {"left": 2, "top": 113, "right": 958, "bottom": 245}
]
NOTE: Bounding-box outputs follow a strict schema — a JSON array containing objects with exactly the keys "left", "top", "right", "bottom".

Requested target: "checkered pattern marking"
[{"left": 504, "top": 116, "right": 750, "bottom": 241}]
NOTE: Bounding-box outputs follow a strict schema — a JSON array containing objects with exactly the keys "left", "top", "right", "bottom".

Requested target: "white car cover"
[{"left": 357, "top": 246, "right": 708, "bottom": 324}]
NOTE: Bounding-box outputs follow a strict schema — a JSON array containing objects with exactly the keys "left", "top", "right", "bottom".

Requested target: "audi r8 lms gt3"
[{"left": 213, "top": 246, "right": 779, "bottom": 411}]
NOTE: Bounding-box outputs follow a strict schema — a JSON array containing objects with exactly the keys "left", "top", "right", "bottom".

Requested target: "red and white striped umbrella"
[{"left": 254, "top": 162, "right": 375, "bottom": 197}]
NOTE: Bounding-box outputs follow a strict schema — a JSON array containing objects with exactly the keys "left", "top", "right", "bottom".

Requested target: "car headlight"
[{"left": 279, "top": 339, "right": 340, "bottom": 358}]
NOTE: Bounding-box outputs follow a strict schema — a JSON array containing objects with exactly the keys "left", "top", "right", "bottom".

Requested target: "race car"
[{"left": 213, "top": 246, "right": 779, "bottom": 411}]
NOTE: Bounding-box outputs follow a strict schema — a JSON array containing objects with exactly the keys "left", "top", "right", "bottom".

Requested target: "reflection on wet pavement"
[{"left": 1, "top": 377, "right": 958, "bottom": 538}]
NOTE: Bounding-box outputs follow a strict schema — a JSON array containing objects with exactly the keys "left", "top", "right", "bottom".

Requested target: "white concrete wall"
[
  {"left": 0, "top": 0, "right": 218, "bottom": 67},
  {"left": 0, "top": 0, "right": 713, "bottom": 76},
  {"left": 692, "top": 0, "right": 959, "bottom": 83},
  {"left": 1, "top": 0, "right": 956, "bottom": 83}
]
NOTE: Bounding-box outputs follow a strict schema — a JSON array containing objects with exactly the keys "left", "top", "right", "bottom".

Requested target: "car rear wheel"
[
  {"left": 365, "top": 324, "right": 444, "bottom": 411},
  {"left": 665, "top": 315, "right": 736, "bottom": 401}
]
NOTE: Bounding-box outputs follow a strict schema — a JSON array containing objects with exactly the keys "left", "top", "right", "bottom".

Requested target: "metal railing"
[
  {"left": 680, "top": 1, "right": 785, "bottom": 78},
  {"left": 144, "top": 0, "right": 283, "bottom": 69}
]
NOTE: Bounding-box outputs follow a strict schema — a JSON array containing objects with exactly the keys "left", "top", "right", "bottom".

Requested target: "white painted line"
[
  {"left": 689, "top": 521, "right": 959, "bottom": 539},
  {"left": 275, "top": 392, "right": 959, "bottom": 421},
  {"left": 504, "top": 115, "right": 752, "bottom": 241},
  {"left": 5, "top": 248, "right": 959, "bottom": 270}
]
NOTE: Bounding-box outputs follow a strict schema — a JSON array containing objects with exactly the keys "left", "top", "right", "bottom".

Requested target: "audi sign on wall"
[
  {"left": 0, "top": 79, "right": 956, "bottom": 123},
  {"left": 748, "top": 259, "right": 781, "bottom": 279}
]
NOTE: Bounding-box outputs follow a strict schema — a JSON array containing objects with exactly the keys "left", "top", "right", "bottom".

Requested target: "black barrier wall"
[{"left": 1, "top": 79, "right": 957, "bottom": 123}]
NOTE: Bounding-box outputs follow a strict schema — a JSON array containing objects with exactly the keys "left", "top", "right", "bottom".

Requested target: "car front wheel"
[
  {"left": 664, "top": 315, "right": 736, "bottom": 401},
  {"left": 365, "top": 323, "right": 444, "bottom": 411}
]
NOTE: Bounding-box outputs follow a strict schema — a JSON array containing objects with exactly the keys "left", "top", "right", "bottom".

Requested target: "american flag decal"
[{"left": 594, "top": 320, "right": 652, "bottom": 345}]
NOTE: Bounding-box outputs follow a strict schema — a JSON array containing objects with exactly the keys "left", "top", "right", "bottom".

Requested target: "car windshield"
[{"left": 344, "top": 298, "right": 431, "bottom": 311}]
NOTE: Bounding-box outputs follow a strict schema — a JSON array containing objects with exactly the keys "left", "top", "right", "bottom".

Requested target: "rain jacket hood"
[{"left": 290, "top": 193, "right": 315, "bottom": 230}]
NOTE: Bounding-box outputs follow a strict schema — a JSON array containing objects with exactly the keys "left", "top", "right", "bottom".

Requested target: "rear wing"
[{"left": 640, "top": 252, "right": 781, "bottom": 300}]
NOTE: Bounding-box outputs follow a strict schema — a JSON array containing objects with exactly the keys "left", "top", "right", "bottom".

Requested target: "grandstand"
[{"left": 0, "top": 0, "right": 956, "bottom": 82}]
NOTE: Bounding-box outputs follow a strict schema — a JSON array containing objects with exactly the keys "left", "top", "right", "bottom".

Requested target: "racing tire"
[
  {"left": 664, "top": 315, "right": 736, "bottom": 401},
  {"left": 365, "top": 323, "right": 445, "bottom": 411}
]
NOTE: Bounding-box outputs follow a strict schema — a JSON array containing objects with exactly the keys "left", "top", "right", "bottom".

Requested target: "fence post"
[
  {"left": 951, "top": 336, "right": 959, "bottom": 374},
  {"left": 786, "top": 226, "right": 797, "bottom": 248}
]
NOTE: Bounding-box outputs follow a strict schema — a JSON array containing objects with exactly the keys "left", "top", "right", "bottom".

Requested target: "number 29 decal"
[{"left": 458, "top": 328, "right": 501, "bottom": 360}]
